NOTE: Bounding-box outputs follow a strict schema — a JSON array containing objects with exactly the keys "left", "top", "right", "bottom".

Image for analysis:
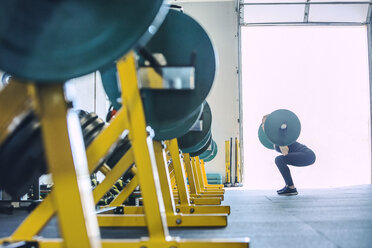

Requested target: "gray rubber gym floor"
[{"left": 1, "top": 185, "right": 371, "bottom": 248}]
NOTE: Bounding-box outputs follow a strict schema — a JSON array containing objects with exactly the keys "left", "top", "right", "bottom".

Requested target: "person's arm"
[{"left": 279, "top": 146, "right": 289, "bottom": 156}]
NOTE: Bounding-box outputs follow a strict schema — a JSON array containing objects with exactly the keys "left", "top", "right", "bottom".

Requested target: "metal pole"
[
  {"left": 237, "top": 0, "right": 245, "bottom": 184},
  {"left": 367, "top": 22, "right": 372, "bottom": 183}
]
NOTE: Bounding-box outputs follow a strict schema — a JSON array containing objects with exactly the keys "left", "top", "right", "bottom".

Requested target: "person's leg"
[
  {"left": 275, "top": 149, "right": 316, "bottom": 188},
  {"left": 285, "top": 149, "right": 316, "bottom": 167},
  {"left": 275, "top": 156, "right": 294, "bottom": 186}
]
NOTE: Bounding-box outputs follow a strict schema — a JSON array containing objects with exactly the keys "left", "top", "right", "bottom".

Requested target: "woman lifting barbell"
[{"left": 261, "top": 110, "right": 316, "bottom": 196}]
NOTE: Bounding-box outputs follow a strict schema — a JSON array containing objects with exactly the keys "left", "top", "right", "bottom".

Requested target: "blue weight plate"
[
  {"left": 0, "top": 0, "right": 168, "bottom": 82},
  {"left": 264, "top": 109, "right": 301, "bottom": 146},
  {"left": 258, "top": 125, "right": 274, "bottom": 150}
]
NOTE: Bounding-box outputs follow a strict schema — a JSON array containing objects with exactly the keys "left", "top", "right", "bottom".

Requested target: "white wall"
[
  {"left": 242, "top": 26, "right": 371, "bottom": 189},
  {"left": 175, "top": 1, "right": 240, "bottom": 181},
  {"left": 68, "top": 72, "right": 109, "bottom": 120}
]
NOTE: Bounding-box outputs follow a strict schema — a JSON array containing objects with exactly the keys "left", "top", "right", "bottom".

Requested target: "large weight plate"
[
  {"left": 0, "top": 0, "right": 168, "bottom": 82},
  {"left": 203, "top": 140, "right": 218, "bottom": 163},
  {"left": 140, "top": 9, "right": 216, "bottom": 140},
  {"left": 153, "top": 102, "right": 203, "bottom": 141},
  {"left": 199, "top": 139, "right": 216, "bottom": 160},
  {"left": 178, "top": 101, "right": 212, "bottom": 152},
  {"left": 264, "top": 109, "right": 301, "bottom": 146},
  {"left": 100, "top": 66, "right": 205, "bottom": 140},
  {"left": 258, "top": 125, "right": 274, "bottom": 150},
  {"left": 189, "top": 134, "right": 212, "bottom": 157}
]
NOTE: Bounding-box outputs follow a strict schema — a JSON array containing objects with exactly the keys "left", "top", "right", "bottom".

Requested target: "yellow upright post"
[
  {"left": 168, "top": 139, "right": 191, "bottom": 207},
  {"left": 225, "top": 139, "right": 232, "bottom": 187},
  {"left": 34, "top": 83, "right": 101, "bottom": 248},
  {"left": 183, "top": 153, "right": 198, "bottom": 195},
  {"left": 116, "top": 53, "right": 168, "bottom": 240},
  {"left": 153, "top": 141, "right": 177, "bottom": 213},
  {"left": 234, "top": 137, "right": 243, "bottom": 187}
]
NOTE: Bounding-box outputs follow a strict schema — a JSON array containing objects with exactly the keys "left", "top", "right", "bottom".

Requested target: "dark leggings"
[{"left": 275, "top": 149, "right": 316, "bottom": 186}]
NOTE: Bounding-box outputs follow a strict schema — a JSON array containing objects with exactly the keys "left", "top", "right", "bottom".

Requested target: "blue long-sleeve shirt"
[{"left": 274, "top": 142, "right": 309, "bottom": 153}]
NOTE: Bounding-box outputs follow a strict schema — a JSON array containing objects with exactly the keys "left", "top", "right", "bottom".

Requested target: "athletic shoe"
[
  {"left": 276, "top": 185, "right": 288, "bottom": 193},
  {"left": 277, "top": 186, "right": 298, "bottom": 196}
]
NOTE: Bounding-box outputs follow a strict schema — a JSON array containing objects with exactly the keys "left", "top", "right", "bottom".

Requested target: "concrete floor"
[{"left": 1, "top": 185, "right": 372, "bottom": 248}]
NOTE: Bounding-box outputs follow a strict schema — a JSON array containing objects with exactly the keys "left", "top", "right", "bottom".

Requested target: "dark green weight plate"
[
  {"left": 258, "top": 125, "right": 274, "bottom": 150},
  {"left": 203, "top": 140, "right": 218, "bottom": 163},
  {"left": 140, "top": 9, "right": 216, "bottom": 139},
  {"left": 189, "top": 134, "right": 212, "bottom": 157},
  {"left": 199, "top": 139, "right": 216, "bottom": 160},
  {"left": 152, "top": 102, "right": 203, "bottom": 141},
  {"left": 178, "top": 101, "right": 212, "bottom": 152},
  {"left": 182, "top": 130, "right": 211, "bottom": 154},
  {"left": 0, "top": 0, "right": 168, "bottom": 82},
  {"left": 264, "top": 109, "right": 301, "bottom": 146},
  {"left": 100, "top": 65, "right": 205, "bottom": 140}
]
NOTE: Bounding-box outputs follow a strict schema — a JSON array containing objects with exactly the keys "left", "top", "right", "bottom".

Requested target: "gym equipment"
[
  {"left": 178, "top": 101, "right": 212, "bottom": 153},
  {"left": 98, "top": 140, "right": 230, "bottom": 227},
  {"left": 0, "top": 0, "right": 168, "bottom": 82},
  {"left": 1, "top": 73, "right": 11, "bottom": 86},
  {"left": 189, "top": 134, "right": 212, "bottom": 157},
  {"left": 1, "top": 54, "right": 249, "bottom": 248},
  {"left": 100, "top": 9, "right": 216, "bottom": 140},
  {"left": 139, "top": 9, "right": 216, "bottom": 140},
  {"left": 200, "top": 139, "right": 218, "bottom": 162},
  {"left": 207, "top": 173, "right": 223, "bottom": 185},
  {"left": 233, "top": 137, "right": 243, "bottom": 187},
  {"left": 264, "top": 109, "right": 301, "bottom": 146},
  {"left": 224, "top": 138, "right": 233, "bottom": 187},
  {"left": 0, "top": 110, "right": 107, "bottom": 198},
  {"left": 0, "top": 112, "right": 46, "bottom": 198},
  {"left": 258, "top": 125, "right": 274, "bottom": 149},
  {"left": 199, "top": 139, "right": 216, "bottom": 160}
]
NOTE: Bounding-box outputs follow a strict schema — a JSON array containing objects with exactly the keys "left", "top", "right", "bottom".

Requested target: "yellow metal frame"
[
  {"left": 200, "top": 160, "right": 224, "bottom": 189},
  {"left": 1, "top": 53, "right": 249, "bottom": 247},
  {"left": 97, "top": 141, "right": 229, "bottom": 227}
]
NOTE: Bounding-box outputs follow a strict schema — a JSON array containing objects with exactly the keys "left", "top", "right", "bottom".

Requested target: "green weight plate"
[
  {"left": 140, "top": 9, "right": 217, "bottom": 139},
  {"left": 153, "top": 102, "right": 203, "bottom": 141},
  {"left": 100, "top": 64, "right": 205, "bottom": 141},
  {"left": 258, "top": 125, "right": 274, "bottom": 150},
  {"left": 264, "top": 109, "right": 301, "bottom": 146},
  {"left": 204, "top": 140, "right": 218, "bottom": 163},
  {"left": 182, "top": 130, "right": 211, "bottom": 154},
  {"left": 178, "top": 101, "right": 212, "bottom": 151},
  {"left": 199, "top": 139, "right": 216, "bottom": 160},
  {"left": 0, "top": 0, "right": 168, "bottom": 82},
  {"left": 189, "top": 134, "right": 212, "bottom": 157}
]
